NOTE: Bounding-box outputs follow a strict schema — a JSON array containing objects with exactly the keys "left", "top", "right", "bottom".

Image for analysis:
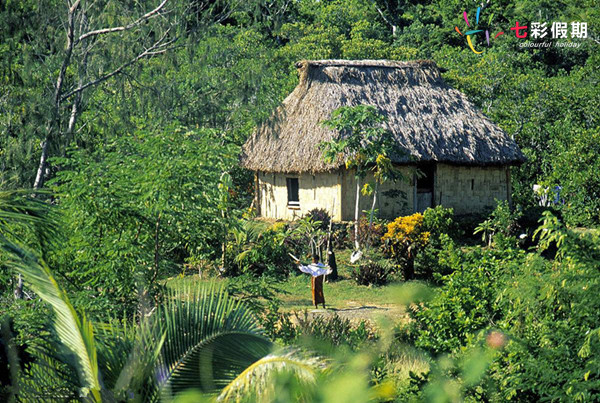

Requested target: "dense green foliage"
[
  {"left": 406, "top": 214, "right": 600, "bottom": 400},
  {"left": 415, "top": 206, "right": 460, "bottom": 280},
  {"left": 50, "top": 127, "right": 239, "bottom": 317}
]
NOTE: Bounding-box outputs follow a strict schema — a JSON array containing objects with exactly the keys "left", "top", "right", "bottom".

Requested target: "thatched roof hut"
[
  {"left": 242, "top": 60, "right": 526, "bottom": 221},
  {"left": 241, "top": 59, "right": 525, "bottom": 174}
]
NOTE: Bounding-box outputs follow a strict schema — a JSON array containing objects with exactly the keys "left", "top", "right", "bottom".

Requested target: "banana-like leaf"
[
  {"left": 217, "top": 348, "right": 326, "bottom": 402},
  {"left": 153, "top": 284, "right": 273, "bottom": 399},
  {"left": 1, "top": 241, "right": 102, "bottom": 401}
]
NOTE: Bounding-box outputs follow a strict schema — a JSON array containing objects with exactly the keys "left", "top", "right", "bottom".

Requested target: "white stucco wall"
[
  {"left": 257, "top": 164, "right": 511, "bottom": 221},
  {"left": 257, "top": 171, "right": 343, "bottom": 221}
]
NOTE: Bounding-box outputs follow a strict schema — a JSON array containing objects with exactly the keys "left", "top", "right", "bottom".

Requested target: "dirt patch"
[{"left": 291, "top": 301, "right": 407, "bottom": 325}]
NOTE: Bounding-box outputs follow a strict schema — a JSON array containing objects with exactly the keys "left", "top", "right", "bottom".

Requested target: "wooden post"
[
  {"left": 413, "top": 172, "right": 418, "bottom": 213},
  {"left": 254, "top": 172, "right": 261, "bottom": 216},
  {"left": 326, "top": 197, "right": 338, "bottom": 281},
  {"left": 506, "top": 167, "right": 512, "bottom": 209}
]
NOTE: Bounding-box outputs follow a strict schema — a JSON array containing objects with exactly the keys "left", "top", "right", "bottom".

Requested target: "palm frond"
[
  {"left": 242, "top": 220, "right": 265, "bottom": 242},
  {"left": 1, "top": 241, "right": 102, "bottom": 401},
  {"left": 217, "top": 348, "right": 327, "bottom": 402},
  {"left": 95, "top": 319, "right": 165, "bottom": 401},
  {"left": 153, "top": 283, "right": 273, "bottom": 399},
  {"left": 0, "top": 189, "right": 61, "bottom": 248},
  {"left": 18, "top": 351, "right": 80, "bottom": 402},
  {"left": 95, "top": 321, "right": 138, "bottom": 391}
]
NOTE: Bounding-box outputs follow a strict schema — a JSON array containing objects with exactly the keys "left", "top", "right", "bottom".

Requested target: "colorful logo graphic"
[
  {"left": 454, "top": 2, "right": 589, "bottom": 54},
  {"left": 454, "top": 3, "right": 504, "bottom": 54}
]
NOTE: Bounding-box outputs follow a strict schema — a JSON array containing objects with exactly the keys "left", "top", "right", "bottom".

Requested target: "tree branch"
[
  {"left": 370, "top": 1, "right": 397, "bottom": 37},
  {"left": 54, "top": 0, "right": 81, "bottom": 106},
  {"left": 60, "top": 31, "right": 175, "bottom": 102},
  {"left": 76, "top": 0, "right": 168, "bottom": 43},
  {"left": 373, "top": 3, "right": 392, "bottom": 28}
]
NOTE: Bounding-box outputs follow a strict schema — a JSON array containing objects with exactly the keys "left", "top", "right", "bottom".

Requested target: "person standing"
[{"left": 296, "top": 254, "right": 331, "bottom": 309}]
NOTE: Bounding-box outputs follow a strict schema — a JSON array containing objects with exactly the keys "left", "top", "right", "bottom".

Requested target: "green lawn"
[{"left": 167, "top": 248, "right": 419, "bottom": 323}]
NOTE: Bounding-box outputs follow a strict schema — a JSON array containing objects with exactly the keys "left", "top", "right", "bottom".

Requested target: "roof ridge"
[{"left": 296, "top": 59, "right": 438, "bottom": 69}]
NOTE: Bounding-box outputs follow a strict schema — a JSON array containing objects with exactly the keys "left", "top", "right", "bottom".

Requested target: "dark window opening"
[
  {"left": 417, "top": 164, "right": 435, "bottom": 192},
  {"left": 416, "top": 164, "right": 435, "bottom": 212},
  {"left": 471, "top": 179, "right": 475, "bottom": 191},
  {"left": 286, "top": 178, "right": 299, "bottom": 208}
]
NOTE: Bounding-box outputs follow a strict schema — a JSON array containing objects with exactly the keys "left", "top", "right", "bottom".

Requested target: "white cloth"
[{"left": 298, "top": 262, "right": 331, "bottom": 277}]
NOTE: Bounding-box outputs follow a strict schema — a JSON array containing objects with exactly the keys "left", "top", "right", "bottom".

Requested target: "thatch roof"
[{"left": 241, "top": 59, "right": 526, "bottom": 173}]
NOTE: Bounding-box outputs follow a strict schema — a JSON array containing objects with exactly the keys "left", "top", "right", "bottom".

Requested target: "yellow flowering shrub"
[
  {"left": 269, "top": 221, "right": 288, "bottom": 234},
  {"left": 382, "top": 213, "right": 430, "bottom": 263}
]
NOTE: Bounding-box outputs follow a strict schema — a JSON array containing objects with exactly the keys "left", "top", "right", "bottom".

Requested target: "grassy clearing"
[{"left": 167, "top": 248, "right": 413, "bottom": 323}]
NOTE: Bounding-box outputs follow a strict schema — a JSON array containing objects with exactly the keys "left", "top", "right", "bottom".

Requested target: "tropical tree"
[
  {"left": 50, "top": 127, "right": 240, "bottom": 317},
  {"left": 319, "top": 105, "right": 398, "bottom": 252},
  {"left": 29, "top": 0, "right": 177, "bottom": 190},
  {"left": 291, "top": 216, "right": 327, "bottom": 259}
]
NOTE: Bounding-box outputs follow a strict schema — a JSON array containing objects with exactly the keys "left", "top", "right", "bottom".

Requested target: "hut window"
[
  {"left": 286, "top": 178, "right": 300, "bottom": 208},
  {"left": 471, "top": 179, "right": 475, "bottom": 191},
  {"left": 417, "top": 165, "right": 435, "bottom": 190}
]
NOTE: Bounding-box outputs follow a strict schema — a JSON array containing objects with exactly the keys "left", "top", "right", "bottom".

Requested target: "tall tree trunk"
[
  {"left": 368, "top": 182, "right": 378, "bottom": 228},
  {"left": 33, "top": 0, "right": 80, "bottom": 190},
  {"left": 32, "top": 0, "right": 171, "bottom": 189},
  {"left": 405, "top": 253, "right": 415, "bottom": 281},
  {"left": 154, "top": 215, "right": 160, "bottom": 278},
  {"left": 0, "top": 317, "right": 20, "bottom": 400},
  {"left": 14, "top": 275, "right": 23, "bottom": 300},
  {"left": 327, "top": 250, "right": 338, "bottom": 281},
  {"left": 354, "top": 177, "right": 360, "bottom": 250},
  {"left": 33, "top": 139, "right": 51, "bottom": 190}
]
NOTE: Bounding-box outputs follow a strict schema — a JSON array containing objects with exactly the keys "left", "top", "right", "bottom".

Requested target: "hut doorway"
[{"left": 416, "top": 164, "right": 435, "bottom": 213}]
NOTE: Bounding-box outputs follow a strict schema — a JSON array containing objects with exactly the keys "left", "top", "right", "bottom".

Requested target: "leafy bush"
[
  {"left": 422, "top": 206, "right": 459, "bottom": 241},
  {"left": 50, "top": 127, "right": 238, "bottom": 317},
  {"left": 414, "top": 207, "right": 460, "bottom": 280},
  {"left": 285, "top": 216, "right": 327, "bottom": 260},
  {"left": 295, "top": 312, "right": 377, "bottom": 350},
  {"left": 414, "top": 233, "right": 462, "bottom": 281},
  {"left": 488, "top": 213, "right": 600, "bottom": 400},
  {"left": 474, "top": 200, "right": 522, "bottom": 248},
  {"left": 350, "top": 216, "right": 386, "bottom": 248},
  {"left": 225, "top": 274, "right": 283, "bottom": 313},
  {"left": 305, "top": 208, "right": 331, "bottom": 231},
  {"left": 331, "top": 222, "right": 351, "bottom": 249},
  {"left": 382, "top": 213, "right": 430, "bottom": 280},
  {"left": 408, "top": 246, "right": 524, "bottom": 353},
  {"left": 455, "top": 213, "right": 488, "bottom": 241},
  {"left": 517, "top": 206, "right": 562, "bottom": 249},
  {"left": 230, "top": 223, "right": 292, "bottom": 278},
  {"left": 258, "top": 304, "right": 298, "bottom": 345},
  {"left": 546, "top": 129, "right": 600, "bottom": 227},
  {"left": 407, "top": 214, "right": 600, "bottom": 401},
  {"left": 224, "top": 274, "right": 299, "bottom": 344},
  {"left": 352, "top": 259, "right": 395, "bottom": 286}
]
